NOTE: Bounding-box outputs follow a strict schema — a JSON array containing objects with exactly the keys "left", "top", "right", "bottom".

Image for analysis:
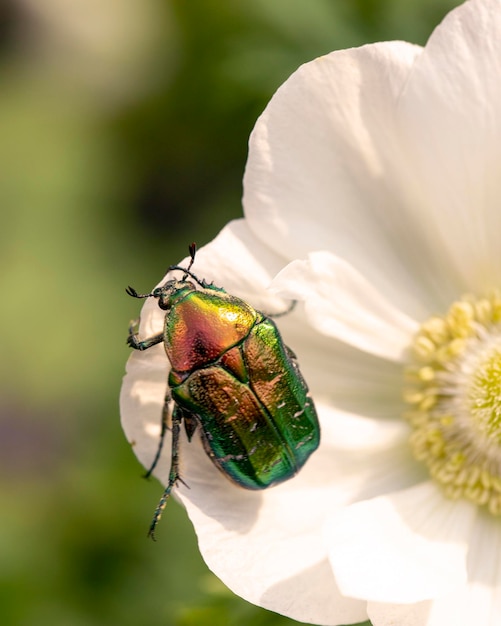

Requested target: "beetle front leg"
[
  {"left": 148, "top": 405, "right": 188, "bottom": 540},
  {"left": 127, "top": 319, "right": 164, "bottom": 351}
]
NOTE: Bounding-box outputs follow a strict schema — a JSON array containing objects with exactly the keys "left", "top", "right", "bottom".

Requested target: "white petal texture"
[
  {"left": 367, "top": 514, "right": 501, "bottom": 626},
  {"left": 270, "top": 252, "right": 418, "bottom": 361},
  {"left": 325, "top": 483, "right": 475, "bottom": 603},
  {"left": 395, "top": 0, "right": 501, "bottom": 295},
  {"left": 121, "top": 1, "right": 501, "bottom": 624}
]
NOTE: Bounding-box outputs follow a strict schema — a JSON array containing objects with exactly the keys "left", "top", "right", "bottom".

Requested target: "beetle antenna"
[
  {"left": 165, "top": 266, "right": 206, "bottom": 288},
  {"left": 166, "top": 243, "right": 206, "bottom": 288},
  {"left": 188, "top": 242, "right": 196, "bottom": 266},
  {"left": 126, "top": 286, "right": 152, "bottom": 299},
  {"left": 182, "top": 242, "right": 197, "bottom": 279}
]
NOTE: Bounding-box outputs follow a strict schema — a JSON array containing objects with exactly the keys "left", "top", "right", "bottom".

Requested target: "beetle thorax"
[{"left": 164, "top": 287, "right": 258, "bottom": 374}]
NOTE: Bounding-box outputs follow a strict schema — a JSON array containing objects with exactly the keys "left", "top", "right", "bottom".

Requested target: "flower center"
[{"left": 404, "top": 293, "right": 501, "bottom": 514}]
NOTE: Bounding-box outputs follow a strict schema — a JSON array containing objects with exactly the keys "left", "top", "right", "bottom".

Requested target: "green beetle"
[{"left": 127, "top": 244, "right": 320, "bottom": 538}]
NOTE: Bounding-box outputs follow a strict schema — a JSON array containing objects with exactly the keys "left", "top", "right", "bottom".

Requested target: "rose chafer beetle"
[{"left": 126, "top": 244, "right": 320, "bottom": 538}]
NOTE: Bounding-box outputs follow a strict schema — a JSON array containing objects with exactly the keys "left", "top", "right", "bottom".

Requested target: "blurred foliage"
[{"left": 0, "top": 1, "right": 459, "bottom": 625}]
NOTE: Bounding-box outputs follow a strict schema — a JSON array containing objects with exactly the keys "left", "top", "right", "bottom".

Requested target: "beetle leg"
[
  {"left": 144, "top": 390, "right": 171, "bottom": 479},
  {"left": 127, "top": 319, "right": 164, "bottom": 351},
  {"left": 148, "top": 405, "right": 185, "bottom": 540}
]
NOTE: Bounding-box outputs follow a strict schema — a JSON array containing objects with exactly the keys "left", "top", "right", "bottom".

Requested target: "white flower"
[{"left": 120, "top": 0, "right": 501, "bottom": 624}]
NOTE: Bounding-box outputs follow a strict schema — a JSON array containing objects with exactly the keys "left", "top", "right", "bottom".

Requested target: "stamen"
[{"left": 404, "top": 292, "right": 501, "bottom": 515}]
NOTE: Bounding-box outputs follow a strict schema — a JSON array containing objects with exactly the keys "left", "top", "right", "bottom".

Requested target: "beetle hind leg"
[{"left": 148, "top": 405, "right": 187, "bottom": 540}]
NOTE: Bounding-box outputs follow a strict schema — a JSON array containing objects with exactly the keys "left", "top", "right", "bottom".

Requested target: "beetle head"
[
  {"left": 152, "top": 280, "right": 196, "bottom": 310},
  {"left": 126, "top": 279, "right": 196, "bottom": 310}
]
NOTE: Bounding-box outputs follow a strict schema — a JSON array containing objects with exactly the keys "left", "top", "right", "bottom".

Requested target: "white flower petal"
[
  {"left": 120, "top": 344, "right": 169, "bottom": 472},
  {"left": 271, "top": 252, "right": 418, "bottom": 361},
  {"left": 368, "top": 513, "right": 501, "bottom": 626},
  {"left": 277, "top": 313, "right": 407, "bottom": 419},
  {"left": 187, "top": 218, "right": 294, "bottom": 313},
  {"left": 173, "top": 401, "right": 418, "bottom": 624},
  {"left": 367, "top": 600, "right": 432, "bottom": 626},
  {"left": 172, "top": 408, "right": 363, "bottom": 625},
  {"left": 466, "top": 513, "right": 501, "bottom": 615},
  {"left": 243, "top": 40, "right": 454, "bottom": 319},
  {"left": 121, "top": 3, "right": 501, "bottom": 623},
  {"left": 315, "top": 403, "right": 425, "bottom": 501},
  {"left": 186, "top": 514, "right": 366, "bottom": 626},
  {"left": 120, "top": 220, "right": 422, "bottom": 625},
  {"left": 319, "top": 402, "right": 408, "bottom": 452},
  {"left": 244, "top": 41, "right": 420, "bottom": 256},
  {"left": 396, "top": 0, "right": 501, "bottom": 293},
  {"left": 326, "top": 482, "right": 477, "bottom": 603}
]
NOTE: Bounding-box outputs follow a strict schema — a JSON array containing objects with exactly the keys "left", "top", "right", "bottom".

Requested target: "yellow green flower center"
[{"left": 404, "top": 293, "right": 501, "bottom": 514}]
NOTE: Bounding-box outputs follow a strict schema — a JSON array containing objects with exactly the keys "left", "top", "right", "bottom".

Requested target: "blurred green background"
[{"left": 0, "top": 1, "right": 459, "bottom": 625}]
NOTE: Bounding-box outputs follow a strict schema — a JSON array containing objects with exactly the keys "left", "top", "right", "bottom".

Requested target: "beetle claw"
[{"left": 177, "top": 476, "right": 190, "bottom": 489}]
